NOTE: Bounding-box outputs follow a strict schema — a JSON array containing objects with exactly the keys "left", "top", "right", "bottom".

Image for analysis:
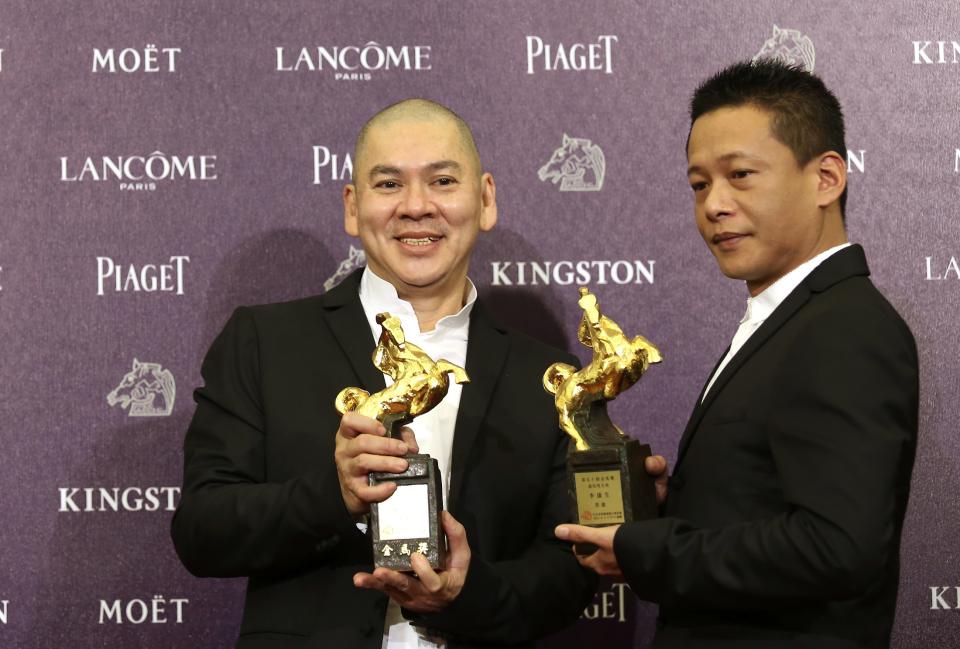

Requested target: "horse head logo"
[
  {"left": 106, "top": 358, "right": 176, "bottom": 417},
  {"left": 324, "top": 245, "right": 367, "bottom": 292},
  {"left": 538, "top": 134, "right": 606, "bottom": 191},
  {"left": 753, "top": 25, "right": 815, "bottom": 72}
]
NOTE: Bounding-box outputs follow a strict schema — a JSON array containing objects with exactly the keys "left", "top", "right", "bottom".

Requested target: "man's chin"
[
  {"left": 714, "top": 261, "right": 752, "bottom": 283},
  {"left": 393, "top": 260, "right": 467, "bottom": 287},
  {"left": 393, "top": 270, "right": 450, "bottom": 291}
]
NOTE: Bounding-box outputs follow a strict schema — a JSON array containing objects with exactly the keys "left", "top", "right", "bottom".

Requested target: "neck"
[
  {"left": 365, "top": 262, "right": 472, "bottom": 332},
  {"left": 399, "top": 279, "right": 470, "bottom": 332}
]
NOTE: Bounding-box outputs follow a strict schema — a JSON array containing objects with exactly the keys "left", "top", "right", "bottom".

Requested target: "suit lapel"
[
  {"left": 320, "top": 269, "right": 385, "bottom": 394},
  {"left": 321, "top": 272, "right": 511, "bottom": 508},
  {"left": 674, "top": 346, "right": 729, "bottom": 463},
  {"left": 675, "top": 288, "right": 810, "bottom": 466},
  {"left": 674, "top": 245, "right": 870, "bottom": 467},
  {"left": 447, "top": 302, "right": 509, "bottom": 511}
]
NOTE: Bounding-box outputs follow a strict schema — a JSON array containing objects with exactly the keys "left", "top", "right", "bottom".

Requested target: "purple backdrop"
[{"left": 2, "top": 1, "right": 958, "bottom": 647}]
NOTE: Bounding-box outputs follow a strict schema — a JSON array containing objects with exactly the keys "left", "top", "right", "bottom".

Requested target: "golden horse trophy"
[
  {"left": 544, "top": 288, "right": 661, "bottom": 553},
  {"left": 336, "top": 312, "right": 469, "bottom": 570}
]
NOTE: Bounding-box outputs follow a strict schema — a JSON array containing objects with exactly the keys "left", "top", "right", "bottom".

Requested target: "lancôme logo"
[
  {"left": 60, "top": 151, "right": 217, "bottom": 192},
  {"left": 276, "top": 42, "right": 432, "bottom": 81}
]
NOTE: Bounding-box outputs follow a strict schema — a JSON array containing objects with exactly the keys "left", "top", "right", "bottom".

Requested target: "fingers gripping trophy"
[
  {"left": 336, "top": 312, "right": 469, "bottom": 571},
  {"left": 543, "top": 288, "right": 662, "bottom": 554}
]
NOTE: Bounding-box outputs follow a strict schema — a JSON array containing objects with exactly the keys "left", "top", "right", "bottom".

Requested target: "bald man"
[{"left": 171, "top": 99, "right": 595, "bottom": 649}]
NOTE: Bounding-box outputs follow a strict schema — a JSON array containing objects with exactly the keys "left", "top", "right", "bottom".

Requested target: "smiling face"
[
  {"left": 343, "top": 116, "right": 496, "bottom": 300},
  {"left": 687, "top": 104, "right": 844, "bottom": 296}
]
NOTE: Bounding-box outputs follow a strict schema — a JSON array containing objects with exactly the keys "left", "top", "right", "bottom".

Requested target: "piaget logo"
[
  {"left": 525, "top": 35, "right": 618, "bottom": 74},
  {"left": 96, "top": 256, "right": 190, "bottom": 296},
  {"left": 92, "top": 44, "right": 181, "bottom": 73},
  {"left": 582, "top": 582, "right": 630, "bottom": 622},
  {"left": 313, "top": 146, "right": 353, "bottom": 183}
]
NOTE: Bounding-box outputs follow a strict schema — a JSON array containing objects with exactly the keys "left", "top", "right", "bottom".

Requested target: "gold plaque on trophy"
[{"left": 574, "top": 470, "right": 626, "bottom": 525}]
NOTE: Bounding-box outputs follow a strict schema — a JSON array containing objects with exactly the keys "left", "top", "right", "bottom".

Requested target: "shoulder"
[
  {"left": 784, "top": 277, "right": 918, "bottom": 378},
  {"left": 231, "top": 268, "right": 361, "bottom": 332},
  {"left": 214, "top": 294, "right": 331, "bottom": 350},
  {"left": 239, "top": 294, "right": 327, "bottom": 324},
  {"left": 809, "top": 276, "right": 915, "bottom": 347}
]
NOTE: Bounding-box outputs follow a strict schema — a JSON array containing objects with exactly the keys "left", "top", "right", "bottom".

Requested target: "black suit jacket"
[
  {"left": 171, "top": 270, "right": 595, "bottom": 648},
  {"left": 614, "top": 245, "right": 919, "bottom": 649}
]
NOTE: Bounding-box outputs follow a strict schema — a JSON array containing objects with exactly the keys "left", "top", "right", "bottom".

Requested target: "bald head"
[{"left": 352, "top": 98, "right": 482, "bottom": 180}]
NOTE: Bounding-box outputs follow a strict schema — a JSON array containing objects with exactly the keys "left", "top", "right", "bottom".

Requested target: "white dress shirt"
[
  {"left": 701, "top": 243, "right": 851, "bottom": 402},
  {"left": 357, "top": 267, "right": 475, "bottom": 649}
]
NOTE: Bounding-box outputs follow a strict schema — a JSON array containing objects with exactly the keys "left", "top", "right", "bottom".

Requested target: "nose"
[
  {"left": 702, "top": 182, "right": 733, "bottom": 223},
  {"left": 398, "top": 182, "right": 433, "bottom": 220}
]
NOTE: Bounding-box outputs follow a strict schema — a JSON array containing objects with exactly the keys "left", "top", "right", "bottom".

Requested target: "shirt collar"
[
  {"left": 742, "top": 243, "right": 852, "bottom": 324},
  {"left": 358, "top": 266, "right": 477, "bottom": 336}
]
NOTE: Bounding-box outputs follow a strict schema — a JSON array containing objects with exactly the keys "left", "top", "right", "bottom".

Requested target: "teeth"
[{"left": 400, "top": 237, "right": 439, "bottom": 246}]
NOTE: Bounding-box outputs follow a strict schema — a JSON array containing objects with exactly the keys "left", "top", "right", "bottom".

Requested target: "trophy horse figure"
[
  {"left": 543, "top": 288, "right": 662, "bottom": 451},
  {"left": 335, "top": 312, "right": 470, "bottom": 433}
]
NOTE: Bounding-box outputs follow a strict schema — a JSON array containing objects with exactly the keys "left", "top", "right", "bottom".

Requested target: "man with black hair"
[{"left": 557, "top": 60, "right": 918, "bottom": 648}]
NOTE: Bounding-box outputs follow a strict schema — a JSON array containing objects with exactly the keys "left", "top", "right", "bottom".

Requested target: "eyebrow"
[
  {"left": 368, "top": 164, "right": 401, "bottom": 178},
  {"left": 367, "top": 159, "right": 463, "bottom": 179},
  {"left": 687, "top": 151, "right": 759, "bottom": 175}
]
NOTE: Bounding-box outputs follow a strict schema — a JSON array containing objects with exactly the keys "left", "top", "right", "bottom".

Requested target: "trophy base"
[
  {"left": 369, "top": 454, "right": 446, "bottom": 571},
  {"left": 567, "top": 439, "right": 658, "bottom": 556}
]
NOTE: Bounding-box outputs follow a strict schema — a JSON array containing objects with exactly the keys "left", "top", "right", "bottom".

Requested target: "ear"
[
  {"left": 813, "top": 151, "right": 846, "bottom": 211},
  {"left": 562, "top": 133, "right": 571, "bottom": 146},
  {"left": 132, "top": 358, "right": 140, "bottom": 369},
  {"left": 478, "top": 172, "right": 498, "bottom": 232},
  {"left": 773, "top": 25, "right": 781, "bottom": 36},
  {"left": 343, "top": 184, "right": 359, "bottom": 237}
]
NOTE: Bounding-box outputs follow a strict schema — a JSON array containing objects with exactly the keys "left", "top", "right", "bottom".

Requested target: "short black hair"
[{"left": 690, "top": 59, "right": 848, "bottom": 217}]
